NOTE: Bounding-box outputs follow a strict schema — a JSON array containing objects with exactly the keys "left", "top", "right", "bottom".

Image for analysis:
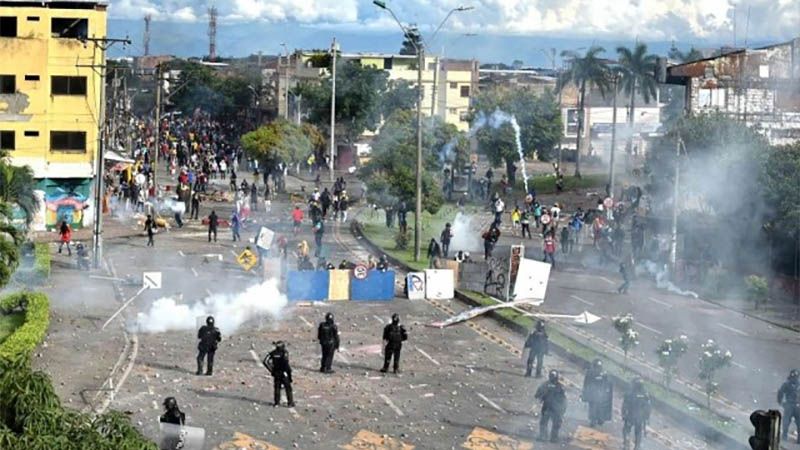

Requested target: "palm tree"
[
  {"left": 616, "top": 43, "right": 658, "bottom": 167},
  {"left": 0, "top": 162, "right": 38, "bottom": 227},
  {"left": 557, "top": 46, "right": 610, "bottom": 178}
]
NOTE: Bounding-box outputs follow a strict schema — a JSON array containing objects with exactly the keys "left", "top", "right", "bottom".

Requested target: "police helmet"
[
  {"left": 535, "top": 320, "right": 545, "bottom": 331},
  {"left": 790, "top": 369, "right": 799, "bottom": 380},
  {"left": 592, "top": 359, "right": 603, "bottom": 369},
  {"left": 274, "top": 340, "right": 286, "bottom": 350},
  {"left": 632, "top": 378, "right": 645, "bottom": 391},
  {"left": 206, "top": 316, "right": 215, "bottom": 326},
  {"left": 391, "top": 313, "right": 400, "bottom": 323},
  {"left": 548, "top": 370, "right": 559, "bottom": 382},
  {"left": 163, "top": 397, "right": 178, "bottom": 409},
  {"left": 325, "top": 312, "right": 334, "bottom": 323}
]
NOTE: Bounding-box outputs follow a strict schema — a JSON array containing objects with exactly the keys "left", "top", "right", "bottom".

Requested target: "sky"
[{"left": 107, "top": 0, "right": 800, "bottom": 65}]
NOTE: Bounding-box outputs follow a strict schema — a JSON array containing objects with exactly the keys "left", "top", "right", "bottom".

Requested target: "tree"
[
  {"left": 381, "top": 79, "right": 417, "bottom": 118},
  {"left": 655, "top": 335, "right": 689, "bottom": 387},
  {"left": 557, "top": 46, "right": 609, "bottom": 178},
  {"left": 0, "top": 163, "right": 38, "bottom": 226},
  {"left": 294, "top": 61, "right": 389, "bottom": 144},
  {"left": 360, "top": 110, "right": 459, "bottom": 214},
  {"left": 470, "top": 86, "right": 562, "bottom": 184},
  {"left": 612, "top": 314, "right": 639, "bottom": 363},
  {"left": 698, "top": 339, "right": 732, "bottom": 407},
  {"left": 744, "top": 275, "right": 769, "bottom": 310},
  {"left": 616, "top": 43, "right": 658, "bottom": 165},
  {"left": 164, "top": 61, "right": 256, "bottom": 119},
  {"left": 399, "top": 25, "right": 423, "bottom": 55},
  {"left": 668, "top": 46, "right": 704, "bottom": 63},
  {"left": 241, "top": 120, "right": 321, "bottom": 172},
  {"left": 762, "top": 143, "right": 800, "bottom": 234}
]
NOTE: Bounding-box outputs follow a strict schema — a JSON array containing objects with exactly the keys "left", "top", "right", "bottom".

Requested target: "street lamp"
[{"left": 373, "top": 0, "right": 472, "bottom": 261}]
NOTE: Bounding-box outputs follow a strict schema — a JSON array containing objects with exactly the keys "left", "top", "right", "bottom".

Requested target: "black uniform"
[
  {"left": 777, "top": 370, "right": 800, "bottom": 442},
  {"left": 196, "top": 317, "right": 221, "bottom": 375},
  {"left": 159, "top": 397, "right": 186, "bottom": 450},
  {"left": 582, "top": 361, "right": 613, "bottom": 426},
  {"left": 535, "top": 371, "right": 567, "bottom": 442},
  {"left": 440, "top": 225, "right": 453, "bottom": 258},
  {"left": 208, "top": 211, "right": 218, "bottom": 242},
  {"left": 317, "top": 313, "right": 340, "bottom": 373},
  {"left": 264, "top": 343, "right": 294, "bottom": 407},
  {"left": 524, "top": 322, "right": 549, "bottom": 378},
  {"left": 622, "top": 380, "right": 651, "bottom": 450},
  {"left": 381, "top": 315, "right": 408, "bottom": 373}
]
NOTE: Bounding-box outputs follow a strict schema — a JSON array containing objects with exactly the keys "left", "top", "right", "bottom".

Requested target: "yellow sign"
[
  {"left": 215, "top": 432, "right": 282, "bottom": 450},
  {"left": 339, "top": 430, "right": 415, "bottom": 450},
  {"left": 570, "top": 425, "right": 619, "bottom": 450},
  {"left": 461, "top": 427, "right": 533, "bottom": 450},
  {"left": 237, "top": 248, "right": 258, "bottom": 271}
]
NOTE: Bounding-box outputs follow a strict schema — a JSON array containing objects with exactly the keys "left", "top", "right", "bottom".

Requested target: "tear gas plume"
[
  {"left": 442, "top": 109, "right": 530, "bottom": 191},
  {"left": 133, "top": 278, "right": 288, "bottom": 333},
  {"left": 640, "top": 260, "right": 699, "bottom": 299},
  {"left": 450, "top": 212, "right": 482, "bottom": 252}
]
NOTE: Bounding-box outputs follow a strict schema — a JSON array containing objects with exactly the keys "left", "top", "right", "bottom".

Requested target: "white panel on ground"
[
  {"left": 513, "top": 258, "right": 551, "bottom": 301},
  {"left": 425, "top": 269, "right": 454, "bottom": 300},
  {"left": 406, "top": 272, "right": 426, "bottom": 300}
]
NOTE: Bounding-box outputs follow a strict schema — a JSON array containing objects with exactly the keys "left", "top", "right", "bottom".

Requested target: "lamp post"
[{"left": 373, "top": 0, "right": 472, "bottom": 261}]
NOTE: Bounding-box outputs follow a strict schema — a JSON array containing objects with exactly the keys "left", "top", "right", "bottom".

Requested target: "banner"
[
  {"left": 350, "top": 270, "right": 395, "bottom": 301},
  {"left": 328, "top": 269, "right": 350, "bottom": 301},
  {"left": 425, "top": 269, "right": 454, "bottom": 300},
  {"left": 513, "top": 258, "right": 551, "bottom": 302},
  {"left": 406, "top": 272, "right": 426, "bottom": 300},
  {"left": 255, "top": 226, "right": 275, "bottom": 251}
]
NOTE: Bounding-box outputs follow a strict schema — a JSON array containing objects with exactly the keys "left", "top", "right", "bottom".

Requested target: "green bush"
[
  {"left": 0, "top": 292, "right": 50, "bottom": 360},
  {"left": 745, "top": 275, "right": 769, "bottom": 309}
]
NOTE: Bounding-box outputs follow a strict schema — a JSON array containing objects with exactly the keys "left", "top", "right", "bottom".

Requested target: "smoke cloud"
[
  {"left": 450, "top": 212, "right": 483, "bottom": 252},
  {"left": 133, "top": 279, "right": 288, "bottom": 333}
]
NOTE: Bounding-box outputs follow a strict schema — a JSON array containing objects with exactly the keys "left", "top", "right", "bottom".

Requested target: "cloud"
[{"left": 106, "top": 0, "right": 798, "bottom": 43}]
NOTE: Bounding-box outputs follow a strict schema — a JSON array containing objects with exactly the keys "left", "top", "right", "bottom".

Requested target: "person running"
[
  {"left": 58, "top": 220, "right": 72, "bottom": 255},
  {"left": 291, "top": 206, "right": 304, "bottom": 235},
  {"left": 543, "top": 230, "right": 557, "bottom": 267},
  {"left": 144, "top": 215, "right": 156, "bottom": 247}
]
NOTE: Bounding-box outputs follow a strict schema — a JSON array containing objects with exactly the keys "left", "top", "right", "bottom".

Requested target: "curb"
[{"left": 351, "top": 220, "right": 748, "bottom": 450}]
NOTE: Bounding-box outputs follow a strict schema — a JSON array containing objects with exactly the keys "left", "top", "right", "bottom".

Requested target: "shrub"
[
  {"left": 744, "top": 275, "right": 768, "bottom": 309},
  {"left": 655, "top": 335, "right": 689, "bottom": 387},
  {"left": 698, "top": 339, "right": 732, "bottom": 408},
  {"left": 0, "top": 292, "right": 50, "bottom": 360},
  {"left": 612, "top": 313, "right": 639, "bottom": 362}
]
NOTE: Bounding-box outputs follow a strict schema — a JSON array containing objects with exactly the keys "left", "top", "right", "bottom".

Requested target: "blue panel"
[
  {"left": 350, "top": 270, "right": 396, "bottom": 301},
  {"left": 287, "top": 271, "right": 330, "bottom": 301}
]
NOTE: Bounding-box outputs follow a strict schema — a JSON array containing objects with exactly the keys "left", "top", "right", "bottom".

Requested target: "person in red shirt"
[
  {"left": 291, "top": 206, "right": 304, "bottom": 235},
  {"left": 58, "top": 220, "right": 72, "bottom": 256},
  {"left": 543, "top": 230, "right": 557, "bottom": 268}
]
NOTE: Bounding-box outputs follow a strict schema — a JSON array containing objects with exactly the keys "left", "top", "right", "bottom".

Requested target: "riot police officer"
[
  {"left": 263, "top": 341, "right": 294, "bottom": 407},
  {"left": 381, "top": 313, "right": 408, "bottom": 373},
  {"left": 196, "top": 316, "right": 221, "bottom": 376},
  {"left": 582, "top": 359, "right": 613, "bottom": 426},
  {"left": 622, "top": 378, "right": 651, "bottom": 450},
  {"left": 778, "top": 369, "right": 800, "bottom": 442},
  {"left": 159, "top": 397, "right": 186, "bottom": 425},
  {"left": 524, "top": 320, "right": 549, "bottom": 378},
  {"left": 535, "top": 370, "right": 567, "bottom": 443},
  {"left": 318, "top": 312, "right": 340, "bottom": 373}
]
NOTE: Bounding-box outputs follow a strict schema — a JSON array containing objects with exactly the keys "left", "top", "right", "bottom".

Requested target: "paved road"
[{"left": 49, "top": 184, "right": 717, "bottom": 450}]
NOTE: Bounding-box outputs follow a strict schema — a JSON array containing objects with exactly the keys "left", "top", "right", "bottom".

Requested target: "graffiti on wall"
[{"left": 37, "top": 179, "right": 91, "bottom": 230}]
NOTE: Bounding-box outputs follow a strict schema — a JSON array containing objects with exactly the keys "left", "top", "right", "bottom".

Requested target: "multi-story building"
[
  {"left": 0, "top": 0, "right": 107, "bottom": 230},
  {"left": 665, "top": 38, "right": 800, "bottom": 146}
]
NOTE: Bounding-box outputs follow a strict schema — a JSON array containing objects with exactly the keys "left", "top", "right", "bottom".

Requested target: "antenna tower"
[
  {"left": 143, "top": 14, "right": 151, "bottom": 56},
  {"left": 208, "top": 6, "right": 218, "bottom": 61}
]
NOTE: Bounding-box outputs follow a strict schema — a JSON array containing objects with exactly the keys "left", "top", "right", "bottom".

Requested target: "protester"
[{"left": 58, "top": 220, "right": 72, "bottom": 255}]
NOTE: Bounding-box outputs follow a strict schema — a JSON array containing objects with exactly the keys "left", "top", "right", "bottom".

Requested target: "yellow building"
[
  {"left": 343, "top": 53, "right": 478, "bottom": 132},
  {"left": 0, "top": 0, "right": 107, "bottom": 230}
]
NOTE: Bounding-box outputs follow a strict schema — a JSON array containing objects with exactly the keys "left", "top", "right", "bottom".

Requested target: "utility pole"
[
  {"left": 608, "top": 72, "right": 619, "bottom": 198},
  {"left": 669, "top": 136, "right": 682, "bottom": 272},
  {"left": 329, "top": 38, "right": 337, "bottom": 183},
  {"left": 430, "top": 55, "right": 438, "bottom": 126},
  {"left": 78, "top": 36, "right": 130, "bottom": 269},
  {"left": 153, "top": 64, "right": 162, "bottom": 193},
  {"left": 415, "top": 46, "right": 424, "bottom": 261}
]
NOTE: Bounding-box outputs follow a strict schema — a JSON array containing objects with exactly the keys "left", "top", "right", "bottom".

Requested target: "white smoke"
[
  {"left": 133, "top": 279, "right": 288, "bottom": 333},
  {"left": 450, "top": 212, "right": 482, "bottom": 252},
  {"left": 641, "top": 260, "right": 699, "bottom": 299}
]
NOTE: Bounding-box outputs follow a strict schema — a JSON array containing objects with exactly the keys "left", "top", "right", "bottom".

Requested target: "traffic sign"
[
  {"left": 236, "top": 248, "right": 258, "bottom": 271},
  {"left": 540, "top": 214, "right": 551, "bottom": 225},
  {"left": 603, "top": 197, "right": 614, "bottom": 209},
  {"left": 142, "top": 272, "right": 162, "bottom": 289},
  {"left": 353, "top": 264, "right": 368, "bottom": 280}
]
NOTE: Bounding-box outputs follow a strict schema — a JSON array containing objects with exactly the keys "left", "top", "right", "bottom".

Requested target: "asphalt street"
[{"left": 41, "top": 178, "right": 722, "bottom": 450}]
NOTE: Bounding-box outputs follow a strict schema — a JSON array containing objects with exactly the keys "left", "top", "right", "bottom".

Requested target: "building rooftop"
[{"left": 0, "top": 0, "right": 108, "bottom": 6}]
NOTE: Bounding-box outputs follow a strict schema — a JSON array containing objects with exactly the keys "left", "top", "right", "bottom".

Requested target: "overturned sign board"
[
  {"left": 425, "top": 269, "right": 454, "bottom": 300},
  {"left": 236, "top": 248, "right": 258, "bottom": 271},
  {"left": 406, "top": 272, "right": 426, "bottom": 300},
  {"left": 512, "top": 258, "right": 551, "bottom": 301}
]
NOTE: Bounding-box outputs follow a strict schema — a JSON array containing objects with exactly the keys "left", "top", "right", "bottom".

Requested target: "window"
[
  {"left": 50, "top": 131, "right": 86, "bottom": 152},
  {"left": 566, "top": 109, "right": 580, "bottom": 135},
  {"left": 24, "top": 130, "right": 39, "bottom": 137},
  {"left": 51, "top": 18, "right": 88, "bottom": 39},
  {"left": 448, "top": 108, "right": 458, "bottom": 114},
  {"left": 0, "top": 75, "right": 15, "bottom": 94},
  {"left": 0, "top": 17, "right": 17, "bottom": 37},
  {"left": 25, "top": 75, "right": 40, "bottom": 81},
  {"left": 460, "top": 85, "right": 470, "bottom": 98},
  {"left": 383, "top": 58, "right": 393, "bottom": 70},
  {"left": 51, "top": 76, "right": 87, "bottom": 96},
  {"left": 27, "top": 17, "right": 40, "bottom": 22},
  {"left": 449, "top": 82, "right": 457, "bottom": 89},
  {"left": 459, "top": 111, "right": 469, "bottom": 122},
  {"left": 0, "top": 131, "right": 14, "bottom": 151}
]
